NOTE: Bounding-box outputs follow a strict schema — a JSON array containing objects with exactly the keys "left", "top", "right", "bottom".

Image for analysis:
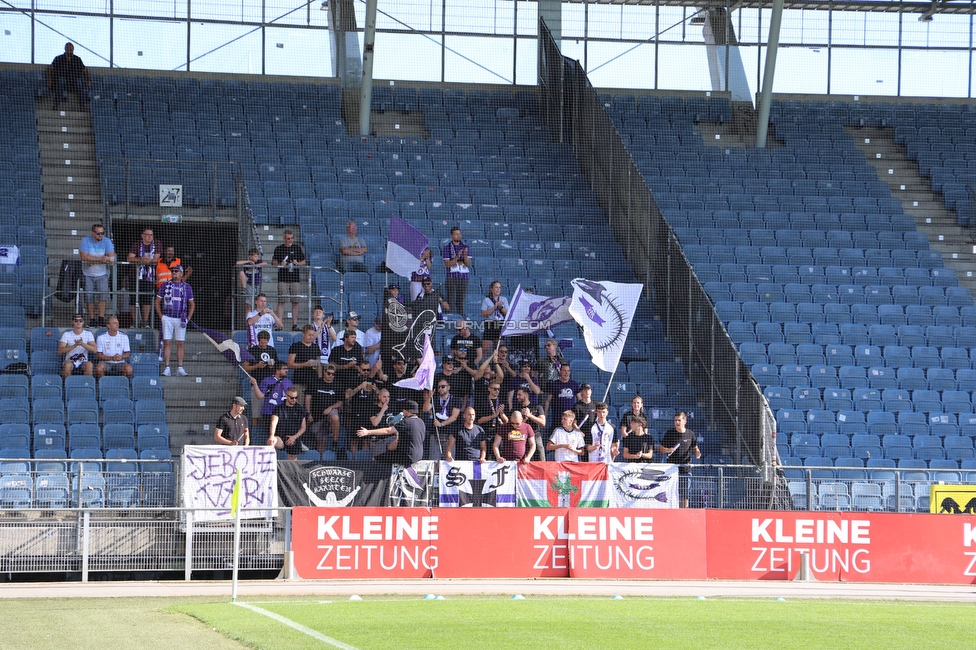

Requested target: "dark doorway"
[{"left": 112, "top": 220, "right": 239, "bottom": 330}]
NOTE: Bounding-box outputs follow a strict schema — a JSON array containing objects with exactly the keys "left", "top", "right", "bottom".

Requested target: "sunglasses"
[
  {"left": 323, "top": 370, "right": 335, "bottom": 375},
  {"left": 93, "top": 231, "right": 105, "bottom": 236},
  {"left": 438, "top": 385, "right": 449, "bottom": 389},
  {"left": 285, "top": 395, "right": 298, "bottom": 401},
  {"left": 72, "top": 318, "right": 84, "bottom": 322}
]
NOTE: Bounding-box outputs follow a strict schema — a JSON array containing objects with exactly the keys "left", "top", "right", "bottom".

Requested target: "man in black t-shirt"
[
  {"left": 214, "top": 396, "right": 250, "bottom": 446},
  {"left": 388, "top": 357, "right": 424, "bottom": 409},
  {"left": 48, "top": 42, "right": 90, "bottom": 110},
  {"left": 343, "top": 360, "right": 378, "bottom": 453},
  {"left": 269, "top": 386, "right": 309, "bottom": 460},
  {"left": 288, "top": 324, "right": 321, "bottom": 389},
  {"left": 357, "top": 400, "right": 426, "bottom": 466},
  {"left": 433, "top": 355, "right": 472, "bottom": 406},
  {"left": 271, "top": 229, "right": 307, "bottom": 331},
  {"left": 447, "top": 406, "right": 487, "bottom": 463},
  {"left": 328, "top": 329, "right": 365, "bottom": 389},
  {"left": 305, "top": 363, "right": 344, "bottom": 453},
  {"left": 244, "top": 330, "right": 278, "bottom": 384},
  {"left": 449, "top": 320, "right": 483, "bottom": 366},
  {"left": 621, "top": 416, "right": 655, "bottom": 463},
  {"left": 658, "top": 411, "right": 700, "bottom": 507},
  {"left": 572, "top": 382, "right": 597, "bottom": 432}
]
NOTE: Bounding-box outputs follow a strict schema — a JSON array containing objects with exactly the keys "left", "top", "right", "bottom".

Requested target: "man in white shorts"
[
  {"left": 154, "top": 264, "right": 194, "bottom": 377},
  {"left": 95, "top": 315, "right": 132, "bottom": 379}
]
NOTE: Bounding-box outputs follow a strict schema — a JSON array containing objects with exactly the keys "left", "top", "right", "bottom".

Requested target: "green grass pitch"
[{"left": 0, "top": 596, "right": 971, "bottom": 649}]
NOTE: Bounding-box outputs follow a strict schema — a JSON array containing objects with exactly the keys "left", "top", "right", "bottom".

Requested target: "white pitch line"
[{"left": 234, "top": 601, "right": 359, "bottom": 650}]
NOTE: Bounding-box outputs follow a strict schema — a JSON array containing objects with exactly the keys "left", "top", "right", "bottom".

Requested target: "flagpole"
[
  {"left": 231, "top": 503, "right": 242, "bottom": 602},
  {"left": 230, "top": 468, "right": 242, "bottom": 602},
  {"left": 601, "top": 364, "right": 619, "bottom": 405}
]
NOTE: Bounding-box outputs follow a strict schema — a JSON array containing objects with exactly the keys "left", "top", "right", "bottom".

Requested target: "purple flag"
[
  {"left": 386, "top": 214, "right": 429, "bottom": 278},
  {"left": 191, "top": 322, "right": 255, "bottom": 366},
  {"left": 394, "top": 333, "right": 435, "bottom": 391}
]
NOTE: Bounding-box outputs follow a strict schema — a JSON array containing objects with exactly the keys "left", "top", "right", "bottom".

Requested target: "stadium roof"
[{"left": 558, "top": 0, "right": 974, "bottom": 15}]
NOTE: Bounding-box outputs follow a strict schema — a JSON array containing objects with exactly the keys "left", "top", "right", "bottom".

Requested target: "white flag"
[
  {"left": 394, "top": 332, "right": 436, "bottom": 391},
  {"left": 568, "top": 278, "right": 643, "bottom": 372},
  {"left": 499, "top": 284, "right": 574, "bottom": 338}
]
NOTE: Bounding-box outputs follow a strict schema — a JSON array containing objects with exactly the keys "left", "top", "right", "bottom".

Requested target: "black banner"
[{"left": 277, "top": 460, "right": 392, "bottom": 507}]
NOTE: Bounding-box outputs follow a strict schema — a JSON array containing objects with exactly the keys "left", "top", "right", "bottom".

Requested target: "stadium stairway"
[
  {"left": 155, "top": 330, "right": 241, "bottom": 450},
  {"left": 851, "top": 126, "right": 976, "bottom": 295},
  {"left": 35, "top": 100, "right": 103, "bottom": 324}
]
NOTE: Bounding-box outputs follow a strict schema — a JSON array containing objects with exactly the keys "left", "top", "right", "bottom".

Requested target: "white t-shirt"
[
  {"left": 361, "top": 327, "right": 382, "bottom": 365},
  {"left": 330, "top": 326, "right": 365, "bottom": 349},
  {"left": 96, "top": 331, "right": 130, "bottom": 365},
  {"left": 60, "top": 329, "right": 95, "bottom": 367},
  {"left": 246, "top": 310, "right": 276, "bottom": 347},
  {"left": 588, "top": 420, "right": 617, "bottom": 464},
  {"left": 549, "top": 426, "right": 585, "bottom": 463}
]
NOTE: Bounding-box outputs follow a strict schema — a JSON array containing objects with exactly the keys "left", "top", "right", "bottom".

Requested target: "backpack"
[{"left": 56, "top": 259, "right": 83, "bottom": 303}]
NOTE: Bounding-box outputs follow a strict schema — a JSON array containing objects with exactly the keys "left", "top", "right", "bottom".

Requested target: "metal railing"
[
  {"left": 537, "top": 18, "right": 777, "bottom": 479},
  {"left": 0, "top": 459, "right": 964, "bottom": 578}
]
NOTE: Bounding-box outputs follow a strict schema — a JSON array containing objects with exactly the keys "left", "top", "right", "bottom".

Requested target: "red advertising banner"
[
  {"left": 705, "top": 511, "right": 976, "bottom": 584},
  {"left": 292, "top": 507, "right": 976, "bottom": 583},
  {"left": 566, "top": 509, "right": 708, "bottom": 579},
  {"left": 292, "top": 507, "right": 438, "bottom": 579}
]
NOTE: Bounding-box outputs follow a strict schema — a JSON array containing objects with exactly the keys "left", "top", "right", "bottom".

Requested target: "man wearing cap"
[
  {"left": 357, "top": 399, "right": 426, "bottom": 466},
  {"left": 434, "top": 354, "right": 472, "bottom": 407},
  {"left": 154, "top": 264, "right": 194, "bottom": 377},
  {"left": 572, "top": 382, "right": 598, "bottom": 432},
  {"left": 450, "top": 319, "right": 483, "bottom": 366},
  {"left": 329, "top": 312, "right": 365, "bottom": 349},
  {"left": 214, "top": 397, "right": 250, "bottom": 446}
]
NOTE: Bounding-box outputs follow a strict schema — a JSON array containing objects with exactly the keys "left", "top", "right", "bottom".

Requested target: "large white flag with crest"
[{"left": 568, "top": 278, "right": 643, "bottom": 372}]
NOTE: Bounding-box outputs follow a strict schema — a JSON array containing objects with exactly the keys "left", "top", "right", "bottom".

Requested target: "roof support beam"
[{"left": 755, "top": 0, "right": 785, "bottom": 148}]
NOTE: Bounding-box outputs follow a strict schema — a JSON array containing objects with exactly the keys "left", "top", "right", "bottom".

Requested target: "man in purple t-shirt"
[
  {"left": 249, "top": 364, "right": 294, "bottom": 442},
  {"left": 154, "top": 265, "right": 194, "bottom": 377},
  {"left": 441, "top": 226, "right": 471, "bottom": 317}
]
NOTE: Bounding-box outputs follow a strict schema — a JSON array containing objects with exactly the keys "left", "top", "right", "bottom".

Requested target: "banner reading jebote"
[
  {"left": 182, "top": 445, "right": 278, "bottom": 521},
  {"left": 517, "top": 461, "right": 609, "bottom": 507}
]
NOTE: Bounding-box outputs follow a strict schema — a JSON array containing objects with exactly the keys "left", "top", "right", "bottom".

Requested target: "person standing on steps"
[
  {"left": 128, "top": 228, "right": 160, "bottom": 327},
  {"left": 271, "top": 230, "right": 307, "bottom": 332},
  {"left": 155, "top": 264, "right": 194, "bottom": 377},
  {"left": 48, "top": 42, "right": 90, "bottom": 110},
  {"left": 78, "top": 223, "right": 115, "bottom": 327}
]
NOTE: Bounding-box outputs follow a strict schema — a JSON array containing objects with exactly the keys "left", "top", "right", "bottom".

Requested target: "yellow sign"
[{"left": 929, "top": 484, "right": 976, "bottom": 514}]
